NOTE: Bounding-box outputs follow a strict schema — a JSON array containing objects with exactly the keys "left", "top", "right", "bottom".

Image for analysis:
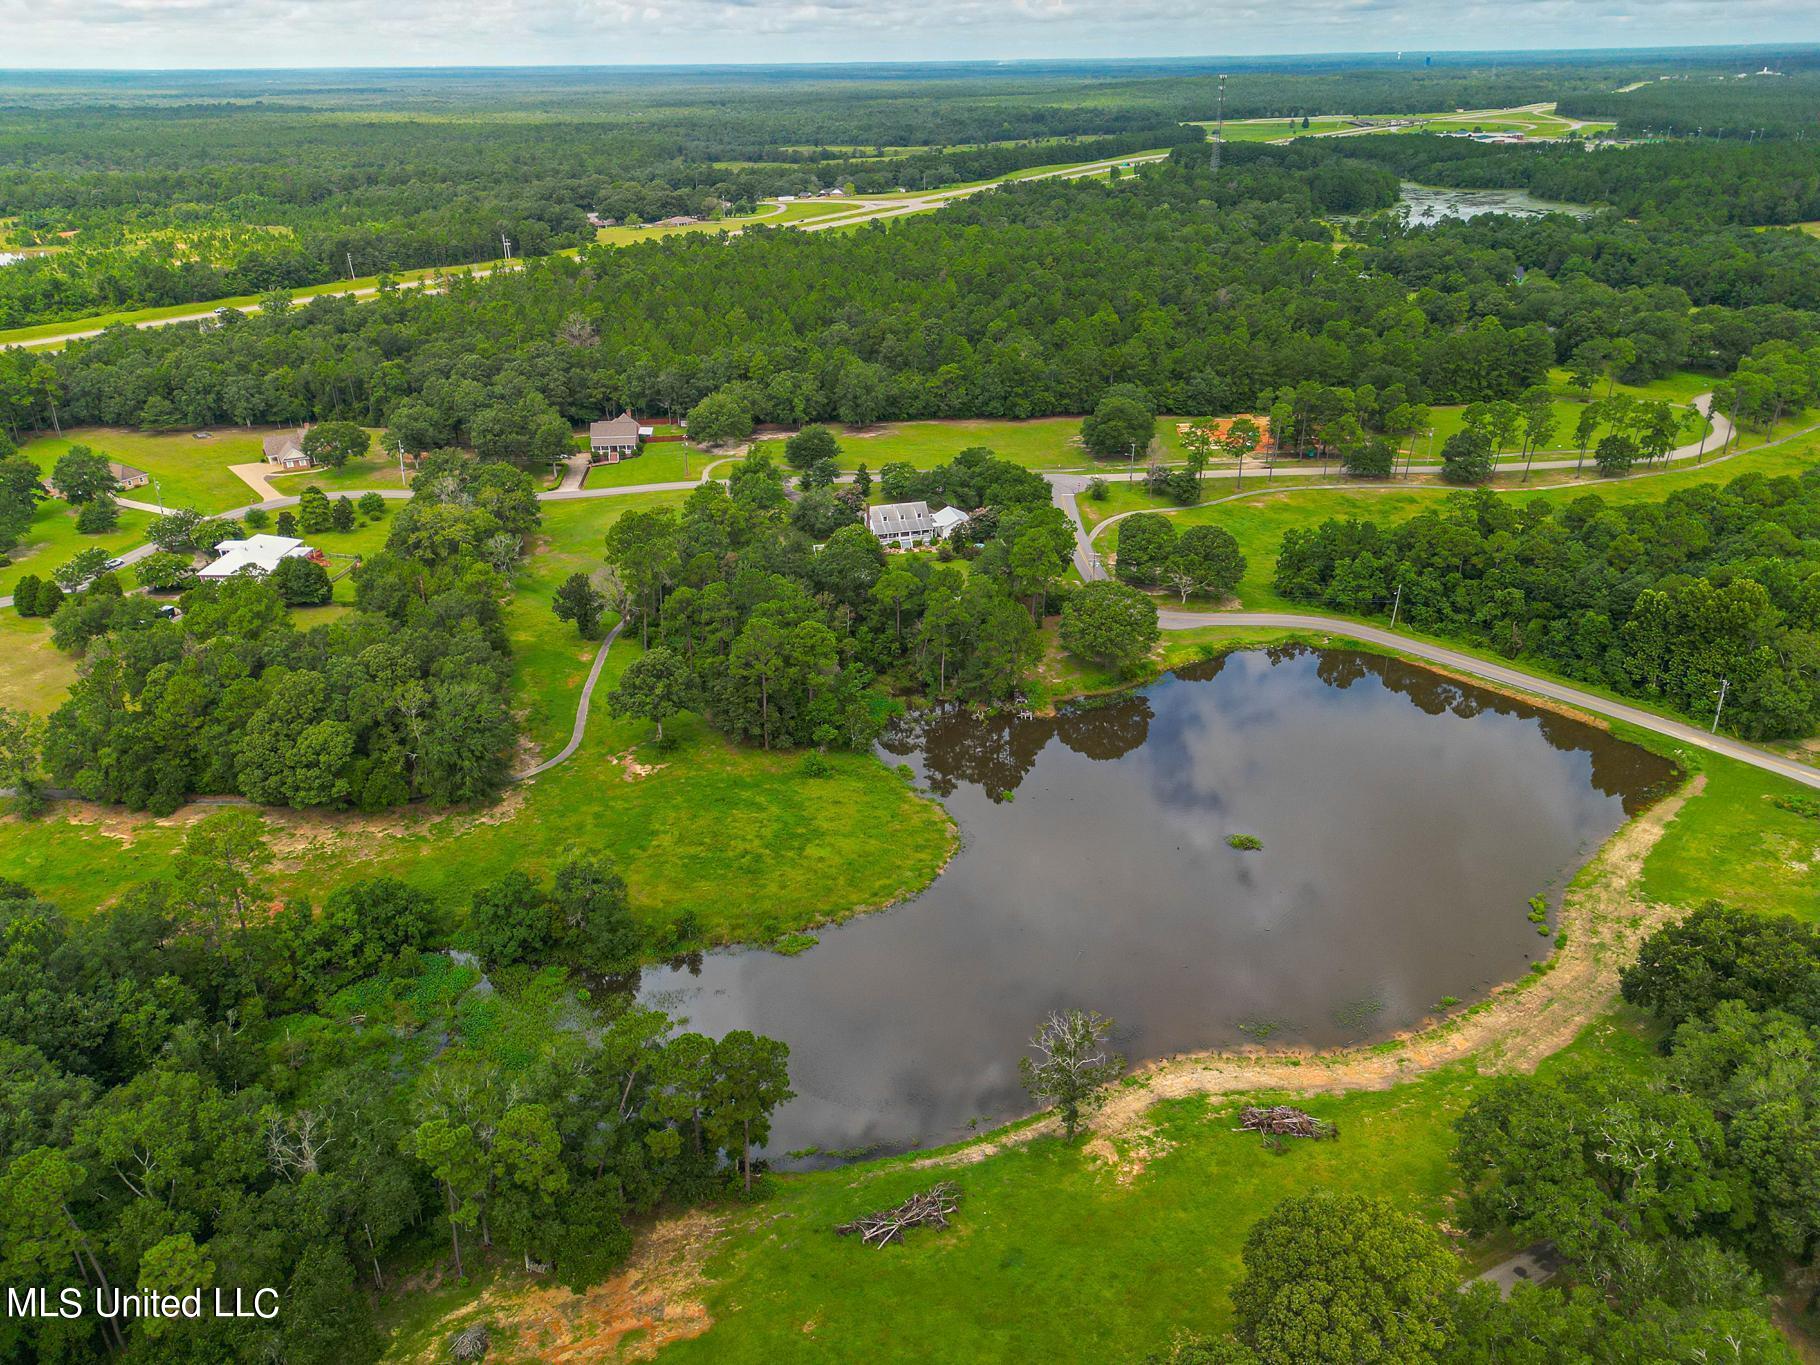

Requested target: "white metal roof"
[{"left": 198, "top": 534, "right": 311, "bottom": 580}]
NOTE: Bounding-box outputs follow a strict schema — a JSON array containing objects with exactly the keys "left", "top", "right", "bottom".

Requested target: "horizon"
[{"left": 6, "top": 3, "right": 1820, "bottom": 75}]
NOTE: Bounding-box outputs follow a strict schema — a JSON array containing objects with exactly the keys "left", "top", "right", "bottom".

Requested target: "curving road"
[
  {"left": 12, "top": 408, "right": 1820, "bottom": 795},
  {"left": 1158, "top": 609, "right": 1820, "bottom": 790},
  {"left": 514, "top": 619, "right": 625, "bottom": 781}
]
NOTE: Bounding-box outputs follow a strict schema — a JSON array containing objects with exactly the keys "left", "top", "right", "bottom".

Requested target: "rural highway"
[
  {"left": 1157, "top": 609, "right": 1820, "bottom": 791},
  {"left": 1, "top": 150, "right": 1170, "bottom": 352}
]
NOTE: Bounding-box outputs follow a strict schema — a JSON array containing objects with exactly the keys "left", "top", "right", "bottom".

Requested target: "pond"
[
  {"left": 637, "top": 647, "right": 1675, "bottom": 1163},
  {"left": 1398, "top": 181, "right": 1591, "bottom": 223}
]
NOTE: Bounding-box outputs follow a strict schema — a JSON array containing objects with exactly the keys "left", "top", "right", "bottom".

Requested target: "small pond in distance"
[
  {"left": 1398, "top": 181, "right": 1592, "bottom": 222},
  {"left": 638, "top": 648, "right": 1675, "bottom": 1161}
]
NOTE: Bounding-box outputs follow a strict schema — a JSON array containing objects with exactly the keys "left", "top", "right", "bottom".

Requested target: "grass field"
[
  {"left": 579, "top": 445, "right": 718, "bottom": 487},
  {"left": 0, "top": 614, "right": 74, "bottom": 715},
  {"left": 0, "top": 497, "right": 154, "bottom": 602},
  {"left": 751, "top": 417, "right": 1093, "bottom": 472},
  {"left": 19, "top": 426, "right": 271, "bottom": 512},
  {"left": 16, "top": 426, "right": 409, "bottom": 513},
  {"left": 266, "top": 451, "right": 410, "bottom": 497}
]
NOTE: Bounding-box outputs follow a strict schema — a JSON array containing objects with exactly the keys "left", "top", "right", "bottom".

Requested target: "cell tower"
[{"left": 1211, "top": 73, "right": 1227, "bottom": 177}]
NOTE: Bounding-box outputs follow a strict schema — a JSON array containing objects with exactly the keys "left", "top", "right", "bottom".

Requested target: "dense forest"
[
  {"left": 0, "top": 52, "right": 1787, "bottom": 329},
  {"left": 0, "top": 819, "right": 793, "bottom": 1363},
  {"left": 1273, "top": 471, "right": 1820, "bottom": 738},
  {"left": 1559, "top": 69, "right": 1820, "bottom": 138},
  {"left": 19, "top": 138, "right": 1820, "bottom": 449},
  {"left": 594, "top": 443, "right": 1077, "bottom": 746}
]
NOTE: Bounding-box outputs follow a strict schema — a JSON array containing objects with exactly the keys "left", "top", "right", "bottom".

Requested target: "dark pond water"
[
  {"left": 1398, "top": 181, "right": 1591, "bottom": 222},
  {"left": 638, "top": 648, "right": 1674, "bottom": 1162}
]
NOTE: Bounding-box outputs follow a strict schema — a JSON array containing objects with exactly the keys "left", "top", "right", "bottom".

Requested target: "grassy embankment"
[{"left": 0, "top": 493, "right": 956, "bottom": 953}]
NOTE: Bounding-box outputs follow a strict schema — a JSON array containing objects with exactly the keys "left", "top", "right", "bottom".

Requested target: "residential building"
[
  {"left": 931, "top": 505, "right": 970, "bottom": 538},
  {"left": 867, "top": 500, "right": 953, "bottom": 549},
  {"left": 198, "top": 534, "right": 315, "bottom": 581},
  {"left": 263, "top": 428, "right": 314, "bottom": 469},
  {"left": 588, "top": 413, "right": 650, "bottom": 463}
]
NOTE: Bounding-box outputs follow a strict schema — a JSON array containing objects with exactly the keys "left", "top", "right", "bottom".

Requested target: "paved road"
[
  {"left": 1156, "top": 610, "right": 1820, "bottom": 791},
  {"left": 3, "top": 152, "right": 1170, "bottom": 353},
  {"left": 15, "top": 412, "right": 1820, "bottom": 797},
  {"left": 1473, "top": 1244, "right": 1562, "bottom": 1299}
]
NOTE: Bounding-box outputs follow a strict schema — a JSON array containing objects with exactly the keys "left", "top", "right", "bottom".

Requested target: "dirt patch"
[
  {"left": 611, "top": 750, "right": 667, "bottom": 781},
  {"left": 921, "top": 776, "right": 1702, "bottom": 1163},
  {"left": 1084, "top": 1126, "right": 1176, "bottom": 1185},
  {"left": 401, "top": 1211, "right": 722, "bottom": 1364}
]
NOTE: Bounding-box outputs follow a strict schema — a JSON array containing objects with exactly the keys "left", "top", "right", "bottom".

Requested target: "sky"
[{"left": 3, "top": 0, "right": 1818, "bottom": 70}]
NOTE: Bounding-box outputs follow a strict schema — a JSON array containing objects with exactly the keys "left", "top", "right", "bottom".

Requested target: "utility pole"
[
  {"left": 346, "top": 251, "right": 356, "bottom": 282},
  {"left": 501, "top": 234, "right": 513, "bottom": 264},
  {"left": 153, "top": 476, "right": 164, "bottom": 514},
  {"left": 1390, "top": 582, "right": 1403, "bottom": 628},
  {"left": 1711, "top": 678, "right": 1730, "bottom": 734},
  {"left": 1210, "top": 74, "right": 1227, "bottom": 178}
]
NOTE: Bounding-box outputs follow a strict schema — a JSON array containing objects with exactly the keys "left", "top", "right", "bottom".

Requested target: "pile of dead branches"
[
  {"left": 835, "top": 1182, "right": 961, "bottom": 1248},
  {"left": 1235, "top": 1105, "right": 1338, "bottom": 1147}
]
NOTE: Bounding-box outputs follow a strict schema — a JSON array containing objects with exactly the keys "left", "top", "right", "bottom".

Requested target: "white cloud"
[{"left": 0, "top": 0, "right": 1815, "bottom": 68}]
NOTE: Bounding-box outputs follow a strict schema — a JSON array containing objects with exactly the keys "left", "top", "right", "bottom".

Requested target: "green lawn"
[
  {"left": 578, "top": 445, "right": 717, "bottom": 488},
  {"left": 0, "top": 614, "right": 74, "bottom": 715},
  {"left": 508, "top": 493, "right": 682, "bottom": 753},
  {"left": 266, "top": 451, "right": 410, "bottom": 498},
  {"left": 753, "top": 417, "right": 1093, "bottom": 472},
  {"left": 0, "top": 497, "right": 154, "bottom": 601},
  {"left": 20, "top": 426, "right": 281, "bottom": 513},
  {"left": 1639, "top": 748, "right": 1820, "bottom": 922}
]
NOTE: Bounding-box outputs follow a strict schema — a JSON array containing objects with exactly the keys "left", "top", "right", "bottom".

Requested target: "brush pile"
[
  {"left": 835, "top": 1182, "right": 962, "bottom": 1248},
  {"left": 1235, "top": 1105, "right": 1338, "bottom": 1148}
]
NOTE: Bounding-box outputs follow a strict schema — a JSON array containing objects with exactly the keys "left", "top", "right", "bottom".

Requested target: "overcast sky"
[{"left": 4, "top": 0, "right": 1817, "bottom": 70}]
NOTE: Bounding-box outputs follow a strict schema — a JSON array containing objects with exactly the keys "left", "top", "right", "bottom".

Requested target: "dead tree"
[
  {"left": 1235, "top": 1105, "right": 1339, "bottom": 1151},
  {"left": 835, "top": 1183, "right": 961, "bottom": 1248}
]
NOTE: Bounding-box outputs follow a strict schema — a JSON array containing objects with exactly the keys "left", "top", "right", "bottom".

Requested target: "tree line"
[
  {"left": 10, "top": 144, "right": 1753, "bottom": 451},
  {"left": 1273, "top": 472, "right": 1820, "bottom": 739}
]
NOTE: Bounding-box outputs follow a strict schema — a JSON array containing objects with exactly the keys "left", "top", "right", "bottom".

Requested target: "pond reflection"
[{"left": 638, "top": 648, "right": 1675, "bottom": 1163}]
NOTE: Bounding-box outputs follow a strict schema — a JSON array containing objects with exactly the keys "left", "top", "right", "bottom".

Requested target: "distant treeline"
[
  {"left": 1336, "top": 134, "right": 1820, "bottom": 226},
  {"left": 6, "top": 144, "right": 1819, "bottom": 449},
  {"left": 1558, "top": 70, "right": 1820, "bottom": 139}
]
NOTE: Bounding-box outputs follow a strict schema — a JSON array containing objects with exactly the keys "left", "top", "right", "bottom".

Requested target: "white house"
[
  {"left": 931, "top": 505, "right": 970, "bottom": 538},
  {"left": 867, "top": 501, "right": 969, "bottom": 550},
  {"left": 198, "top": 534, "right": 315, "bottom": 581}
]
